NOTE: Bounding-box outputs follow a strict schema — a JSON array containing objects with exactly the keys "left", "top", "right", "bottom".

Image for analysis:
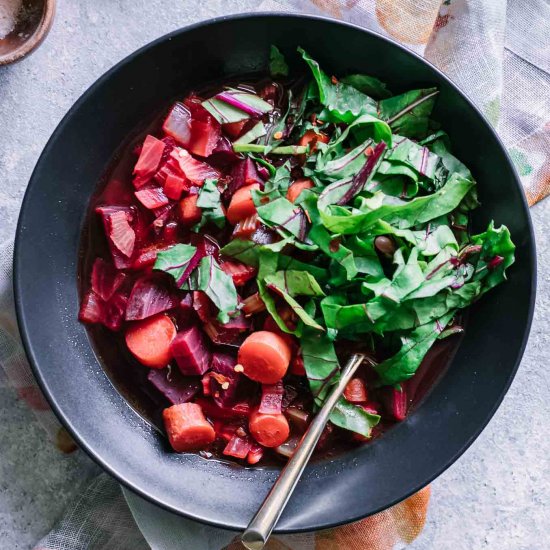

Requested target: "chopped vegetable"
[
  {"left": 249, "top": 409, "right": 290, "bottom": 448},
  {"left": 163, "top": 402, "right": 216, "bottom": 452},
  {"left": 238, "top": 331, "right": 292, "bottom": 384},
  {"left": 125, "top": 314, "right": 177, "bottom": 368},
  {"left": 171, "top": 325, "right": 211, "bottom": 376}
]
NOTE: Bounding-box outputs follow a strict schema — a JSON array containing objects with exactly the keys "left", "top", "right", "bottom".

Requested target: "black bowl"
[{"left": 14, "top": 13, "right": 536, "bottom": 532}]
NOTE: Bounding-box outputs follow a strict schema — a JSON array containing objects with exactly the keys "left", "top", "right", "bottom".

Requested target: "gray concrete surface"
[{"left": 0, "top": 1, "right": 548, "bottom": 549}]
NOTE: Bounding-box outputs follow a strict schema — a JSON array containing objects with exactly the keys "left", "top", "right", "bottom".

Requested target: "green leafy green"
[
  {"left": 298, "top": 48, "right": 378, "bottom": 123},
  {"left": 319, "top": 174, "right": 475, "bottom": 234},
  {"left": 270, "top": 45, "right": 289, "bottom": 77},
  {"left": 331, "top": 398, "right": 381, "bottom": 437},
  {"left": 341, "top": 74, "right": 392, "bottom": 99},
  {"left": 187, "top": 256, "right": 238, "bottom": 323},
  {"left": 153, "top": 244, "right": 197, "bottom": 283},
  {"left": 378, "top": 88, "right": 438, "bottom": 139},
  {"left": 374, "top": 313, "right": 454, "bottom": 385},
  {"left": 194, "top": 179, "right": 225, "bottom": 230}
]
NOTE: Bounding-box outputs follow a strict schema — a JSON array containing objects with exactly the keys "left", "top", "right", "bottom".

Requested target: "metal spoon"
[{"left": 241, "top": 353, "right": 366, "bottom": 550}]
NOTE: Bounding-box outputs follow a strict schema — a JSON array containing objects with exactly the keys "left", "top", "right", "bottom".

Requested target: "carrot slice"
[
  {"left": 249, "top": 409, "right": 290, "bottom": 448},
  {"left": 298, "top": 130, "right": 329, "bottom": 152},
  {"left": 179, "top": 194, "right": 202, "bottom": 226},
  {"left": 343, "top": 377, "right": 368, "bottom": 403},
  {"left": 226, "top": 184, "right": 260, "bottom": 225},
  {"left": 125, "top": 314, "right": 176, "bottom": 368},
  {"left": 163, "top": 402, "right": 216, "bottom": 452},
  {"left": 287, "top": 178, "right": 314, "bottom": 203},
  {"left": 238, "top": 331, "right": 292, "bottom": 384}
]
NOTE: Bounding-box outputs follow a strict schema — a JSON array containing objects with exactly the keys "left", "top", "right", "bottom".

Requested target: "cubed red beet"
[
  {"left": 171, "top": 326, "right": 211, "bottom": 376},
  {"left": 135, "top": 186, "right": 170, "bottom": 210},
  {"left": 147, "top": 367, "right": 200, "bottom": 405},
  {"left": 79, "top": 290, "right": 104, "bottom": 324},
  {"left": 225, "top": 158, "right": 263, "bottom": 200},
  {"left": 171, "top": 148, "right": 220, "bottom": 186},
  {"left": 162, "top": 102, "right": 192, "bottom": 146},
  {"left": 258, "top": 381, "right": 284, "bottom": 414},
  {"left": 96, "top": 205, "right": 137, "bottom": 261},
  {"left": 163, "top": 173, "right": 187, "bottom": 200},
  {"left": 188, "top": 118, "right": 221, "bottom": 158},
  {"left": 91, "top": 258, "right": 126, "bottom": 302},
  {"left": 125, "top": 275, "right": 179, "bottom": 321},
  {"left": 133, "top": 135, "right": 165, "bottom": 178}
]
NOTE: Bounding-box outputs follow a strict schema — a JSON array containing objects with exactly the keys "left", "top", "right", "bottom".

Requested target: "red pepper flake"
[
  {"left": 364, "top": 146, "right": 374, "bottom": 157},
  {"left": 273, "top": 131, "right": 283, "bottom": 140},
  {"left": 331, "top": 75, "right": 339, "bottom": 84},
  {"left": 329, "top": 238, "right": 341, "bottom": 253}
]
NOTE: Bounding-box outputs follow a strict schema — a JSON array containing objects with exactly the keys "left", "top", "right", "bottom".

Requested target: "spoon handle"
[{"left": 241, "top": 353, "right": 366, "bottom": 550}]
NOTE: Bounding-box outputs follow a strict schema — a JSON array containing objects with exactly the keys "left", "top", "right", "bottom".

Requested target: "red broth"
[{"left": 79, "top": 79, "right": 464, "bottom": 465}]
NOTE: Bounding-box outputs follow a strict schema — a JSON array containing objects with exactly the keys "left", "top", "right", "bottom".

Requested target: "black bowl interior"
[{"left": 14, "top": 13, "right": 535, "bottom": 532}]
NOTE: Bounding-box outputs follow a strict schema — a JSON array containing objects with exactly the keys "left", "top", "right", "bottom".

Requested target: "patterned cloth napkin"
[{"left": 0, "top": 1, "right": 548, "bottom": 549}]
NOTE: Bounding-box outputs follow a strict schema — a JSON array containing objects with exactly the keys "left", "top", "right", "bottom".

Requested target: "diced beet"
[
  {"left": 162, "top": 221, "right": 179, "bottom": 244},
  {"left": 125, "top": 275, "right": 179, "bottom": 321},
  {"left": 96, "top": 205, "right": 137, "bottom": 260},
  {"left": 179, "top": 293, "right": 194, "bottom": 313},
  {"left": 189, "top": 118, "right": 221, "bottom": 158},
  {"left": 133, "top": 173, "right": 152, "bottom": 189},
  {"left": 183, "top": 96, "right": 210, "bottom": 120},
  {"left": 220, "top": 260, "right": 257, "bottom": 286},
  {"left": 162, "top": 102, "right": 192, "bottom": 146},
  {"left": 102, "top": 292, "right": 128, "bottom": 331},
  {"left": 171, "top": 325, "right": 211, "bottom": 376},
  {"left": 232, "top": 215, "right": 260, "bottom": 240},
  {"left": 154, "top": 157, "right": 184, "bottom": 186},
  {"left": 171, "top": 148, "right": 220, "bottom": 186},
  {"left": 203, "top": 312, "right": 251, "bottom": 346},
  {"left": 222, "top": 120, "right": 248, "bottom": 139},
  {"left": 194, "top": 397, "right": 251, "bottom": 419},
  {"left": 223, "top": 433, "right": 253, "bottom": 459},
  {"left": 91, "top": 258, "right": 126, "bottom": 302},
  {"left": 225, "top": 158, "right": 263, "bottom": 199},
  {"left": 134, "top": 135, "right": 165, "bottom": 178},
  {"left": 135, "top": 186, "right": 170, "bottom": 210},
  {"left": 79, "top": 290, "right": 104, "bottom": 324},
  {"left": 147, "top": 367, "right": 200, "bottom": 405},
  {"left": 193, "top": 291, "right": 214, "bottom": 322},
  {"left": 151, "top": 203, "right": 175, "bottom": 231},
  {"left": 208, "top": 136, "right": 240, "bottom": 167},
  {"left": 131, "top": 244, "right": 170, "bottom": 270},
  {"left": 163, "top": 173, "right": 187, "bottom": 200},
  {"left": 210, "top": 352, "right": 258, "bottom": 408},
  {"left": 258, "top": 381, "right": 284, "bottom": 414},
  {"left": 381, "top": 387, "right": 408, "bottom": 421}
]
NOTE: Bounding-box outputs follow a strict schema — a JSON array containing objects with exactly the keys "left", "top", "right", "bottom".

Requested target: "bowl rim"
[{"left": 14, "top": 11, "right": 537, "bottom": 532}]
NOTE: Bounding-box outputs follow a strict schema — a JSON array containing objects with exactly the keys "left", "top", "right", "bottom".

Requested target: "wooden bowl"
[{"left": 0, "top": 0, "right": 56, "bottom": 65}]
